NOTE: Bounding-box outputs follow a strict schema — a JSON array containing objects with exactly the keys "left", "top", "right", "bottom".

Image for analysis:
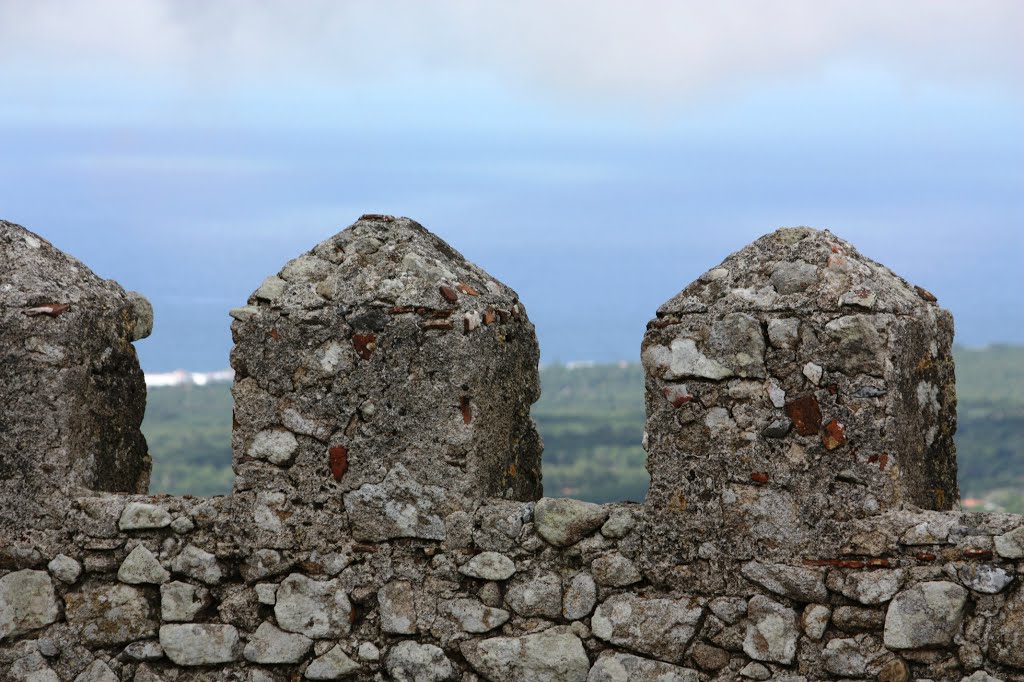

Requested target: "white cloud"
[{"left": 0, "top": 0, "right": 1020, "bottom": 103}]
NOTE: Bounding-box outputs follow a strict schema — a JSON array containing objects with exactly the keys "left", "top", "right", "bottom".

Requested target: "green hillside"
[{"left": 144, "top": 346, "right": 1024, "bottom": 511}]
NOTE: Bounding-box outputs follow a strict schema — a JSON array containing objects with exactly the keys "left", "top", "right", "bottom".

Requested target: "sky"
[{"left": 0, "top": 1, "right": 1021, "bottom": 371}]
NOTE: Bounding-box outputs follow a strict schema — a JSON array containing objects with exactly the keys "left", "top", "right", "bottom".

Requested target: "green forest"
[{"left": 144, "top": 345, "right": 1024, "bottom": 511}]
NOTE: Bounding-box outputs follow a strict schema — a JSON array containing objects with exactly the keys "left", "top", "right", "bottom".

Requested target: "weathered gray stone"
[
  {"left": 990, "top": 590, "right": 1024, "bottom": 667},
  {"left": 883, "top": 581, "right": 968, "bottom": 649},
  {"left": 0, "top": 570, "right": 60, "bottom": 641},
  {"left": 385, "top": 641, "right": 455, "bottom": 682},
  {"left": 160, "top": 581, "right": 210, "bottom": 622},
  {"left": 72, "top": 660, "right": 119, "bottom": 682},
  {"left": 840, "top": 569, "right": 905, "bottom": 604},
  {"left": 243, "top": 621, "right": 312, "bottom": 664},
  {"left": 122, "top": 640, "right": 164, "bottom": 661},
  {"left": 771, "top": 260, "right": 818, "bottom": 294},
  {"left": 459, "top": 552, "right": 516, "bottom": 581},
  {"left": 801, "top": 604, "right": 830, "bottom": 640},
  {"left": 739, "top": 662, "right": 771, "bottom": 680},
  {"left": 461, "top": 628, "right": 589, "bottom": 682},
  {"left": 505, "top": 573, "right": 562, "bottom": 618},
  {"left": 822, "top": 637, "right": 866, "bottom": 677},
  {"left": 65, "top": 584, "right": 156, "bottom": 646},
  {"left": 994, "top": 525, "right": 1024, "bottom": 559},
  {"left": 446, "top": 598, "right": 510, "bottom": 633},
  {"left": 600, "top": 508, "right": 637, "bottom": 539},
  {"left": 47, "top": 554, "right": 82, "bottom": 584},
  {"left": 563, "top": 573, "right": 598, "bottom": 620},
  {"left": 591, "top": 552, "right": 642, "bottom": 587},
  {"left": 710, "top": 596, "right": 747, "bottom": 625},
  {"left": 344, "top": 465, "right": 447, "bottom": 541},
  {"left": 170, "top": 544, "right": 222, "bottom": 584},
  {"left": 592, "top": 594, "right": 704, "bottom": 663},
  {"left": 358, "top": 642, "right": 381, "bottom": 661},
  {"left": 958, "top": 564, "right": 1013, "bottom": 594},
  {"left": 119, "top": 503, "right": 172, "bottom": 530},
  {"left": 118, "top": 544, "right": 170, "bottom": 584},
  {"left": 379, "top": 580, "right": 418, "bottom": 634},
  {"left": 961, "top": 673, "right": 1004, "bottom": 682},
  {"left": 306, "top": 644, "right": 362, "bottom": 679},
  {"left": 743, "top": 595, "right": 798, "bottom": 665},
  {"left": 587, "top": 652, "right": 700, "bottom": 682},
  {"left": 275, "top": 573, "right": 351, "bottom": 638},
  {"left": 246, "top": 429, "right": 299, "bottom": 465},
  {"left": 741, "top": 561, "right": 827, "bottom": 602},
  {"left": 533, "top": 497, "right": 609, "bottom": 547},
  {"left": 160, "top": 624, "right": 241, "bottom": 665}
]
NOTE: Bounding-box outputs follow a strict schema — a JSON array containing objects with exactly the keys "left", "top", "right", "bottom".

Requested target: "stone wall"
[{"left": 1, "top": 216, "right": 1022, "bottom": 682}]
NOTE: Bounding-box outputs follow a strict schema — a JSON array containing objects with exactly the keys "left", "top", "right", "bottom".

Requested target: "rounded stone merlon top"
[
  {"left": 654, "top": 227, "right": 942, "bottom": 319},
  {"left": 233, "top": 215, "right": 523, "bottom": 322},
  {"left": 1, "top": 220, "right": 152, "bottom": 341}
]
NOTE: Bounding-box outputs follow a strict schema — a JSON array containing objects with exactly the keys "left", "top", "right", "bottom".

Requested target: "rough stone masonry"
[{"left": 1, "top": 215, "right": 1023, "bottom": 682}]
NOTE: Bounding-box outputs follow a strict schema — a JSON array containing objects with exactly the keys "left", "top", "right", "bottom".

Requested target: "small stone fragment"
[
  {"left": 358, "top": 642, "right": 381, "bottom": 661},
  {"left": 0, "top": 569, "right": 60, "bottom": 640},
  {"left": 47, "top": 554, "right": 82, "bottom": 584},
  {"left": 118, "top": 544, "right": 170, "bottom": 584},
  {"left": 243, "top": 621, "right": 312, "bottom": 664},
  {"left": 741, "top": 561, "right": 827, "bottom": 602},
  {"left": 275, "top": 573, "right": 352, "bottom": 638},
  {"left": 994, "top": 525, "right": 1024, "bottom": 559},
  {"left": 447, "top": 598, "right": 510, "bottom": 633},
  {"left": 883, "top": 581, "right": 968, "bottom": 649},
  {"left": 159, "top": 624, "right": 241, "bottom": 666},
  {"left": 840, "top": 569, "right": 904, "bottom": 604},
  {"left": 823, "top": 637, "right": 866, "bottom": 677},
  {"left": 378, "top": 580, "right": 418, "bottom": 634},
  {"left": 801, "top": 604, "right": 830, "bottom": 640},
  {"left": 591, "top": 552, "right": 642, "bottom": 587},
  {"left": 802, "top": 362, "right": 823, "bottom": 385},
  {"left": 767, "top": 318, "right": 800, "bottom": 349},
  {"left": 588, "top": 652, "right": 701, "bottom": 681},
  {"left": 119, "top": 502, "right": 172, "bottom": 530},
  {"left": 306, "top": 644, "right": 362, "bottom": 679},
  {"left": 170, "top": 545, "right": 222, "bottom": 584},
  {"left": 739, "top": 662, "right": 771, "bottom": 680},
  {"left": 247, "top": 429, "right": 299, "bottom": 466},
  {"left": 65, "top": 584, "right": 157, "bottom": 646},
  {"left": 72, "top": 660, "right": 119, "bottom": 682},
  {"left": 592, "top": 593, "right": 703, "bottom": 662},
  {"left": 461, "top": 628, "right": 589, "bottom": 682},
  {"left": 385, "top": 641, "right": 455, "bottom": 682},
  {"left": 122, "top": 640, "right": 164, "bottom": 661},
  {"left": 563, "top": 573, "right": 597, "bottom": 620},
  {"left": 460, "top": 552, "right": 516, "bottom": 581},
  {"left": 766, "top": 382, "right": 786, "bottom": 408},
  {"left": 762, "top": 417, "right": 792, "bottom": 438},
  {"left": 600, "top": 508, "right": 636, "bottom": 538},
  {"left": 533, "top": 497, "right": 609, "bottom": 547},
  {"left": 505, "top": 573, "right": 562, "bottom": 619},
  {"left": 328, "top": 445, "right": 348, "bottom": 480},
  {"left": 959, "top": 564, "right": 1013, "bottom": 594},
  {"left": 743, "top": 595, "right": 798, "bottom": 664},
  {"left": 160, "top": 581, "right": 210, "bottom": 622}
]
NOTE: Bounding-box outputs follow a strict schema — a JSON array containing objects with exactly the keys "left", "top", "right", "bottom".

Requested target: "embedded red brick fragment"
[
  {"left": 457, "top": 282, "right": 480, "bottom": 296},
  {"left": 803, "top": 559, "right": 865, "bottom": 568},
  {"left": 352, "top": 334, "right": 377, "bottom": 360},
  {"left": 914, "top": 552, "right": 937, "bottom": 562},
  {"left": 329, "top": 446, "right": 348, "bottom": 480},
  {"left": 750, "top": 472, "right": 770, "bottom": 484},
  {"left": 460, "top": 396, "right": 472, "bottom": 425},
  {"left": 663, "top": 385, "right": 692, "bottom": 408},
  {"left": 821, "top": 419, "right": 847, "bottom": 450},
  {"left": 439, "top": 285, "right": 459, "bottom": 303},
  {"left": 23, "top": 303, "right": 70, "bottom": 318},
  {"left": 866, "top": 558, "right": 891, "bottom": 568},
  {"left": 914, "top": 285, "right": 938, "bottom": 302},
  {"left": 785, "top": 395, "right": 822, "bottom": 436},
  {"left": 483, "top": 308, "right": 496, "bottom": 325},
  {"left": 964, "top": 548, "right": 993, "bottom": 560}
]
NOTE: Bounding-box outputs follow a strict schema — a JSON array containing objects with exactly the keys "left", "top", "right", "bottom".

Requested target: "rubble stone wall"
[{"left": 1, "top": 217, "right": 1022, "bottom": 682}]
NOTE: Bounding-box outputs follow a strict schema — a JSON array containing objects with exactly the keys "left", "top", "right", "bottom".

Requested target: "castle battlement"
[{"left": 1, "top": 217, "right": 1021, "bottom": 681}]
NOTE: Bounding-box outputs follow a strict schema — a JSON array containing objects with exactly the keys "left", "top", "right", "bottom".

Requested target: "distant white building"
[{"left": 145, "top": 369, "right": 234, "bottom": 388}]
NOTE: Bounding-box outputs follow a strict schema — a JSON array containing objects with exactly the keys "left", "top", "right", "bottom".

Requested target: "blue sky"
[{"left": 1, "top": 1, "right": 1021, "bottom": 371}]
